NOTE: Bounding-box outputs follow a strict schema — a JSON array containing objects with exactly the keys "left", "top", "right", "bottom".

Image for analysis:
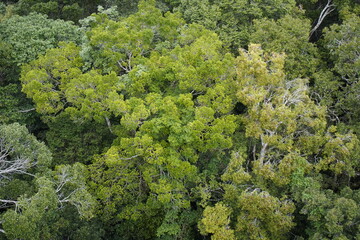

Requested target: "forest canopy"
[{"left": 0, "top": 0, "right": 359, "bottom": 239}]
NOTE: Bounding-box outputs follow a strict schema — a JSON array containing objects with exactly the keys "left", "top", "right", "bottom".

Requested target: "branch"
[
  {"left": 55, "top": 169, "right": 70, "bottom": 193},
  {"left": 0, "top": 155, "right": 36, "bottom": 181},
  {"left": 0, "top": 199, "right": 17, "bottom": 205},
  {"left": 258, "top": 136, "right": 268, "bottom": 166},
  {"left": 0, "top": 199, "right": 18, "bottom": 210},
  {"left": 309, "top": 0, "right": 335, "bottom": 38},
  {"left": 18, "top": 108, "right": 35, "bottom": 113},
  {"left": 119, "top": 155, "right": 139, "bottom": 161},
  {"left": 105, "top": 116, "right": 113, "bottom": 134},
  {"left": 117, "top": 60, "right": 130, "bottom": 73}
]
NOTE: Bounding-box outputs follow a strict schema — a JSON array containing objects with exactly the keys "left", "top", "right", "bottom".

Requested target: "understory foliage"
[{"left": 0, "top": 0, "right": 359, "bottom": 239}]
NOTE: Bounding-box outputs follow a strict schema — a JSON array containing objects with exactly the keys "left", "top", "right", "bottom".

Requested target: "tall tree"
[
  {"left": 321, "top": 14, "right": 360, "bottom": 129},
  {"left": 0, "top": 12, "right": 81, "bottom": 129},
  {"left": 0, "top": 123, "right": 96, "bottom": 239}
]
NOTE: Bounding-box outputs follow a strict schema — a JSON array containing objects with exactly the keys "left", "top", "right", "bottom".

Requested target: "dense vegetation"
[{"left": 0, "top": 0, "right": 359, "bottom": 239}]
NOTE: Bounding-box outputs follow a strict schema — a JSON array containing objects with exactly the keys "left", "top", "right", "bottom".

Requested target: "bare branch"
[
  {"left": 258, "top": 135, "right": 269, "bottom": 166},
  {"left": 117, "top": 60, "right": 130, "bottom": 73},
  {"left": 310, "top": 0, "right": 336, "bottom": 38},
  {"left": 0, "top": 155, "right": 36, "bottom": 181},
  {"left": 0, "top": 199, "right": 19, "bottom": 210},
  {"left": 119, "top": 155, "right": 139, "bottom": 161},
  {"left": 105, "top": 116, "right": 113, "bottom": 133},
  {"left": 0, "top": 199, "right": 18, "bottom": 205},
  {"left": 18, "top": 108, "right": 36, "bottom": 113}
]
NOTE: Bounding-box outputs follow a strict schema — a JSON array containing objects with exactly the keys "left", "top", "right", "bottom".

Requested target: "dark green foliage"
[
  {"left": 46, "top": 112, "right": 115, "bottom": 166},
  {"left": 321, "top": 14, "right": 360, "bottom": 127},
  {"left": 13, "top": 0, "right": 102, "bottom": 22}
]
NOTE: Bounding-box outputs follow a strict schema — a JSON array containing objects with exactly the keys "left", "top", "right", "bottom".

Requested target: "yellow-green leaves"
[
  {"left": 222, "top": 151, "right": 251, "bottom": 185},
  {"left": 21, "top": 43, "right": 126, "bottom": 123},
  {"left": 199, "top": 203, "right": 235, "bottom": 240},
  {"left": 200, "top": 191, "right": 294, "bottom": 240},
  {"left": 84, "top": 0, "right": 184, "bottom": 74},
  {"left": 316, "top": 128, "right": 359, "bottom": 176},
  {"left": 64, "top": 70, "right": 123, "bottom": 122},
  {"left": 236, "top": 190, "right": 295, "bottom": 240},
  {"left": 21, "top": 42, "right": 83, "bottom": 116},
  {"left": 236, "top": 44, "right": 327, "bottom": 185}
]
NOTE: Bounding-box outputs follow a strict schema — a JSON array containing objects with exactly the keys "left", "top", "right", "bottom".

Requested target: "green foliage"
[
  {"left": 0, "top": 85, "right": 31, "bottom": 124},
  {"left": 13, "top": 0, "right": 101, "bottom": 22},
  {"left": 2, "top": 177, "right": 59, "bottom": 240},
  {"left": 251, "top": 15, "right": 320, "bottom": 78},
  {"left": 175, "top": 0, "right": 220, "bottom": 30},
  {"left": 291, "top": 173, "right": 360, "bottom": 239},
  {"left": 21, "top": 42, "right": 83, "bottom": 117},
  {"left": 9, "top": 1, "right": 360, "bottom": 239},
  {"left": 0, "top": 123, "right": 52, "bottom": 170},
  {"left": 0, "top": 123, "right": 96, "bottom": 239},
  {"left": 82, "top": 0, "right": 184, "bottom": 74},
  {"left": 235, "top": 190, "right": 295, "bottom": 240},
  {"left": 199, "top": 202, "right": 235, "bottom": 240},
  {"left": 175, "top": 0, "right": 298, "bottom": 51},
  {"left": 322, "top": 14, "right": 360, "bottom": 126},
  {"left": 0, "top": 13, "right": 81, "bottom": 67},
  {"left": 45, "top": 112, "right": 115, "bottom": 166}
]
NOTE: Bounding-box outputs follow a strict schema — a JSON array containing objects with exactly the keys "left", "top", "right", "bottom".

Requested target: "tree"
[
  {"left": 199, "top": 44, "right": 359, "bottom": 239},
  {"left": 199, "top": 202, "right": 235, "bottom": 240},
  {"left": 251, "top": 15, "right": 320, "bottom": 79},
  {"left": 0, "top": 12, "right": 82, "bottom": 130},
  {"left": 321, "top": 14, "right": 360, "bottom": 128},
  {"left": 174, "top": 0, "right": 298, "bottom": 52},
  {"left": 13, "top": 0, "right": 102, "bottom": 22},
  {"left": 21, "top": 1, "right": 238, "bottom": 238},
  {"left": 0, "top": 13, "right": 81, "bottom": 70},
  {"left": 0, "top": 123, "right": 96, "bottom": 239},
  {"left": 0, "top": 123, "right": 50, "bottom": 182}
]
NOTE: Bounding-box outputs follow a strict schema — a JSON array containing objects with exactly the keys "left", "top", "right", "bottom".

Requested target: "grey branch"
[
  {"left": 0, "top": 140, "right": 36, "bottom": 181},
  {"left": 310, "top": 0, "right": 335, "bottom": 38},
  {"left": 18, "top": 108, "right": 36, "bottom": 113}
]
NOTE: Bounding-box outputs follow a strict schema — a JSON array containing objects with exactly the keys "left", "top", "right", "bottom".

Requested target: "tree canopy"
[{"left": 0, "top": 0, "right": 359, "bottom": 239}]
